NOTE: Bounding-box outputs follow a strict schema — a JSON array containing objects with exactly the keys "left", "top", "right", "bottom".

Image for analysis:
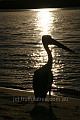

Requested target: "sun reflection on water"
[{"left": 36, "top": 9, "right": 53, "bottom": 35}]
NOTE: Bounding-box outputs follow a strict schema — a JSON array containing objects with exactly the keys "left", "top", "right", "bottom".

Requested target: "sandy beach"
[{"left": 0, "top": 87, "right": 80, "bottom": 120}]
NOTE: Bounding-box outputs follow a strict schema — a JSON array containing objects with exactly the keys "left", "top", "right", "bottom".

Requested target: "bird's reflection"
[{"left": 30, "top": 105, "right": 57, "bottom": 120}]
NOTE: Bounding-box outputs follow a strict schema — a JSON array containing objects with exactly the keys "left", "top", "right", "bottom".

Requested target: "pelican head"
[
  {"left": 42, "top": 35, "right": 52, "bottom": 46},
  {"left": 42, "top": 35, "right": 75, "bottom": 53}
]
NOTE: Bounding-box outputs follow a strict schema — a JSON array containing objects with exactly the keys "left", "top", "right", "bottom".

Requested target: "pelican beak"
[{"left": 50, "top": 38, "right": 75, "bottom": 54}]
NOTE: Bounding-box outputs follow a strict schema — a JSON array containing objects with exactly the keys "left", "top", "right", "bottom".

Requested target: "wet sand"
[{"left": 0, "top": 87, "right": 80, "bottom": 120}]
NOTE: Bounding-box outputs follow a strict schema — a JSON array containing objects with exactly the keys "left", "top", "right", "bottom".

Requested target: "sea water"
[{"left": 0, "top": 8, "right": 80, "bottom": 95}]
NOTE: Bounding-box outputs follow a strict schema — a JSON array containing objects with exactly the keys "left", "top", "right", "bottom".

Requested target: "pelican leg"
[
  {"left": 35, "top": 101, "right": 38, "bottom": 107},
  {"left": 49, "top": 90, "right": 51, "bottom": 108},
  {"left": 34, "top": 97, "right": 38, "bottom": 107}
]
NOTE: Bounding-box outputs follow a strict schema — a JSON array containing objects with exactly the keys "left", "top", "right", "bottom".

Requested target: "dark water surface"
[{"left": 0, "top": 8, "right": 80, "bottom": 97}]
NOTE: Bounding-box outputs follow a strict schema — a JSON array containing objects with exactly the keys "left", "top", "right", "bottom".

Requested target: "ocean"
[{"left": 0, "top": 8, "right": 80, "bottom": 97}]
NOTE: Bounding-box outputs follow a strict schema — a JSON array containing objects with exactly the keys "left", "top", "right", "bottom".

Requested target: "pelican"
[{"left": 33, "top": 35, "right": 75, "bottom": 106}]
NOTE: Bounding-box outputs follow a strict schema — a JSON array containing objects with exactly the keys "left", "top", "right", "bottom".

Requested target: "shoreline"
[
  {"left": 0, "top": 87, "right": 80, "bottom": 120},
  {"left": 0, "top": 85, "right": 80, "bottom": 99}
]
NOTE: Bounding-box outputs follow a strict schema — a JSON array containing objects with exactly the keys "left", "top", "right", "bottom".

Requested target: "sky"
[{"left": 0, "top": 0, "right": 80, "bottom": 8}]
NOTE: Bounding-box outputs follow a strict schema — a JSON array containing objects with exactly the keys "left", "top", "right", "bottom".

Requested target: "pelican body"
[{"left": 33, "top": 35, "right": 75, "bottom": 101}]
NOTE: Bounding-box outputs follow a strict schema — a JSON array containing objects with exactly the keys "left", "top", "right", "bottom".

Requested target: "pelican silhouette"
[{"left": 33, "top": 35, "right": 75, "bottom": 105}]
